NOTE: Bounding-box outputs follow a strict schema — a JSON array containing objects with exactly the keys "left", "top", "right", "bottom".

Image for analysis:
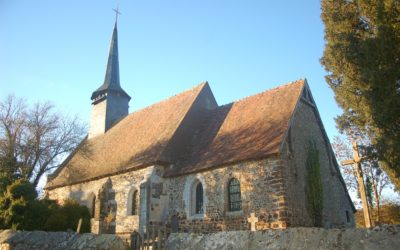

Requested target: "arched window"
[
  {"left": 131, "top": 190, "right": 139, "bottom": 215},
  {"left": 91, "top": 196, "right": 96, "bottom": 218},
  {"left": 228, "top": 178, "right": 242, "bottom": 211},
  {"left": 195, "top": 182, "right": 204, "bottom": 214}
]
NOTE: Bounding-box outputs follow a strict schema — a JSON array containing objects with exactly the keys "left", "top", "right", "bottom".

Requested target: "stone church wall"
[
  {"left": 46, "top": 165, "right": 164, "bottom": 234},
  {"left": 46, "top": 158, "right": 291, "bottom": 234},
  {"left": 165, "top": 158, "right": 290, "bottom": 232},
  {"left": 281, "top": 99, "right": 355, "bottom": 228}
]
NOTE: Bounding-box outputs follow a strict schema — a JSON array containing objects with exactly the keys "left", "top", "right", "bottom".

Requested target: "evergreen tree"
[{"left": 321, "top": 0, "right": 400, "bottom": 189}]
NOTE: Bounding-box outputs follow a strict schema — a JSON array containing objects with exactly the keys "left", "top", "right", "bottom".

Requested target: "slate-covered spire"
[
  {"left": 91, "top": 21, "right": 130, "bottom": 102},
  {"left": 88, "top": 16, "right": 131, "bottom": 139}
]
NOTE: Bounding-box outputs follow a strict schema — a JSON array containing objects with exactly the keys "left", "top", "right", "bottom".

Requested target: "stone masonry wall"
[
  {"left": 0, "top": 230, "right": 127, "bottom": 250},
  {"left": 46, "top": 165, "right": 163, "bottom": 234},
  {"left": 165, "top": 226, "right": 400, "bottom": 250},
  {"left": 281, "top": 99, "right": 355, "bottom": 228},
  {"left": 47, "top": 158, "right": 290, "bottom": 234},
  {"left": 165, "top": 158, "right": 290, "bottom": 232}
]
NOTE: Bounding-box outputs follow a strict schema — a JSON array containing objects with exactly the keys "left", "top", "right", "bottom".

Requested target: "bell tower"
[{"left": 88, "top": 13, "right": 131, "bottom": 139}]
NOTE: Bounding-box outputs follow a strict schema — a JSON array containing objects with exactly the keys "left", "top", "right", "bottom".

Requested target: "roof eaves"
[
  {"left": 45, "top": 160, "right": 171, "bottom": 190},
  {"left": 164, "top": 152, "right": 280, "bottom": 178},
  {"left": 45, "top": 136, "right": 88, "bottom": 189}
]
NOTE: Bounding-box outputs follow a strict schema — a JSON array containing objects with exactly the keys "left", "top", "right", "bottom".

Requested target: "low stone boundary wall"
[
  {"left": 2, "top": 226, "right": 399, "bottom": 249},
  {"left": 165, "top": 226, "right": 400, "bottom": 250},
  {"left": 0, "top": 230, "right": 127, "bottom": 250}
]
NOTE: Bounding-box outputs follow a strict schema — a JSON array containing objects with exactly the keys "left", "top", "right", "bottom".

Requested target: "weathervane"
[{"left": 112, "top": 6, "right": 121, "bottom": 23}]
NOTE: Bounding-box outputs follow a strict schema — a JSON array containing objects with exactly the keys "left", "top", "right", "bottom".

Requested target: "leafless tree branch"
[{"left": 0, "top": 95, "right": 85, "bottom": 187}]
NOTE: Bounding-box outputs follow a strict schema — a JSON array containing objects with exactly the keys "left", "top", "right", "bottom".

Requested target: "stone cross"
[
  {"left": 341, "top": 141, "right": 372, "bottom": 228},
  {"left": 247, "top": 213, "right": 258, "bottom": 231}
]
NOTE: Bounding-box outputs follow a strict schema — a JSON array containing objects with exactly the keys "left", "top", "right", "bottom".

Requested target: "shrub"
[
  {"left": 7, "top": 180, "right": 37, "bottom": 201},
  {"left": 355, "top": 202, "right": 400, "bottom": 227},
  {"left": 0, "top": 180, "right": 91, "bottom": 232},
  {"left": 0, "top": 180, "right": 50, "bottom": 230},
  {"left": 44, "top": 199, "right": 91, "bottom": 233}
]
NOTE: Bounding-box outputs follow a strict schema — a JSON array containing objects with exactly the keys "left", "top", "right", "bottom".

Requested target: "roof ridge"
[
  {"left": 127, "top": 81, "right": 208, "bottom": 116},
  {"left": 221, "top": 79, "right": 305, "bottom": 106}
]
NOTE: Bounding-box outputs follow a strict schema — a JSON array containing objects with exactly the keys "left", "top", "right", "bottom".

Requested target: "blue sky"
[{"left": 0, "top": 0, "right": 341, "bottom": 140}]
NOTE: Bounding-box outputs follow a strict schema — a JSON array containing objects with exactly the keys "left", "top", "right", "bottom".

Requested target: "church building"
[{"left": 45, "top": 20, "right": 355, "bottom": 234}]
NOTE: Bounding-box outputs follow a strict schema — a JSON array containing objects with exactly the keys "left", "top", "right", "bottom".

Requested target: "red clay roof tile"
[
  {"left": 46, "top": 82, "right": 208, "bottom": 189},
  {"left": 166, "top": 79, "right": 305, "bottom": 176},
  {"left": 46, "top": 80, "right": 305, "bottom": 189}
]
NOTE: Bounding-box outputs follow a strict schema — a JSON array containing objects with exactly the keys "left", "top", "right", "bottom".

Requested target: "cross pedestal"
[{"left": 247, "top": 213, "right": 258, "bottom": 231}]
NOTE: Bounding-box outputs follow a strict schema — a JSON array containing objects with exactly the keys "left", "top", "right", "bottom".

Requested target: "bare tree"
[
  {"left": 332, "top": 135, "right": 391, "bottom": 223},
  {"left": 0, "top": 95, "right": 85, "bottom": 187}
]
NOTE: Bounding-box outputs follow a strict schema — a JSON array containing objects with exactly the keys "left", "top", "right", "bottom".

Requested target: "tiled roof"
[
  {"left": 46, "top": 82, "right": 208, "bottom": 189},
  {"left": 46, "top": 80, "right": 305, "bottom": 189},
  {"left": 166, "top": 79, "right": 305, "bottom": 176}
]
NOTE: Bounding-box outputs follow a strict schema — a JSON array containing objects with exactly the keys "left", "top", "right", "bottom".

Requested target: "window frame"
[
  {"left": 195, "top": 182, "right": 204, "bottom": 215},
  {"left": 228, "top": 178, "right": 242, "bottom": 212},
  {"left": 91, "top": 195, "right": 96, "bottom": 218},
  {"left": 184, "top": 175, "right": 207, "bottom": 219},
  {"left": 131, "top": 190, "right": 139, "bottom": 216},
  {"left": 126, "top": 187, "right": 140, "bottom": 217}
]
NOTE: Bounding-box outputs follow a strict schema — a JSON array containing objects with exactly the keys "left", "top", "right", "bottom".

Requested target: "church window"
[
  {"left": 195, "top": 182, "right": 204, "bottom": 214},
  {"left": 91, "top": 196, "right": 96, "bottom": 218},
  {"left": 131, "top": 190, "right": 139, "bottom": 215},
  {"left": 228, "top": 178, "right": 242, "bottom": 211}
]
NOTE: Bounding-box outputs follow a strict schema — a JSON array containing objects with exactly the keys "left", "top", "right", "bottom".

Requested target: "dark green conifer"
[{"left": 321, "top": 0, "right": 400, "bottom": 189}]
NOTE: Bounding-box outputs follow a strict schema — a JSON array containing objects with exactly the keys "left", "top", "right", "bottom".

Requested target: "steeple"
[
  {"left": 91, "top": 20, "right": 130, "bottom": 102},
  {"left": 88, "top": 15, "right": 131, "bottom": 139}
]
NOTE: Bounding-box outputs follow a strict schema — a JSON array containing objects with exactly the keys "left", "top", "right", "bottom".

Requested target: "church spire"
[
  {"left": 88, "top": 12, "right": 131, "bottom": 139},
  {"left": 91, "top": 11, "right": 130, "bottom": 102}
]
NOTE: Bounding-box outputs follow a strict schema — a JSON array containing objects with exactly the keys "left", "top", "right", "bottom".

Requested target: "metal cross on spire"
[{"left": 112, "top": 6, "right": 121, "bottom": 24}]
